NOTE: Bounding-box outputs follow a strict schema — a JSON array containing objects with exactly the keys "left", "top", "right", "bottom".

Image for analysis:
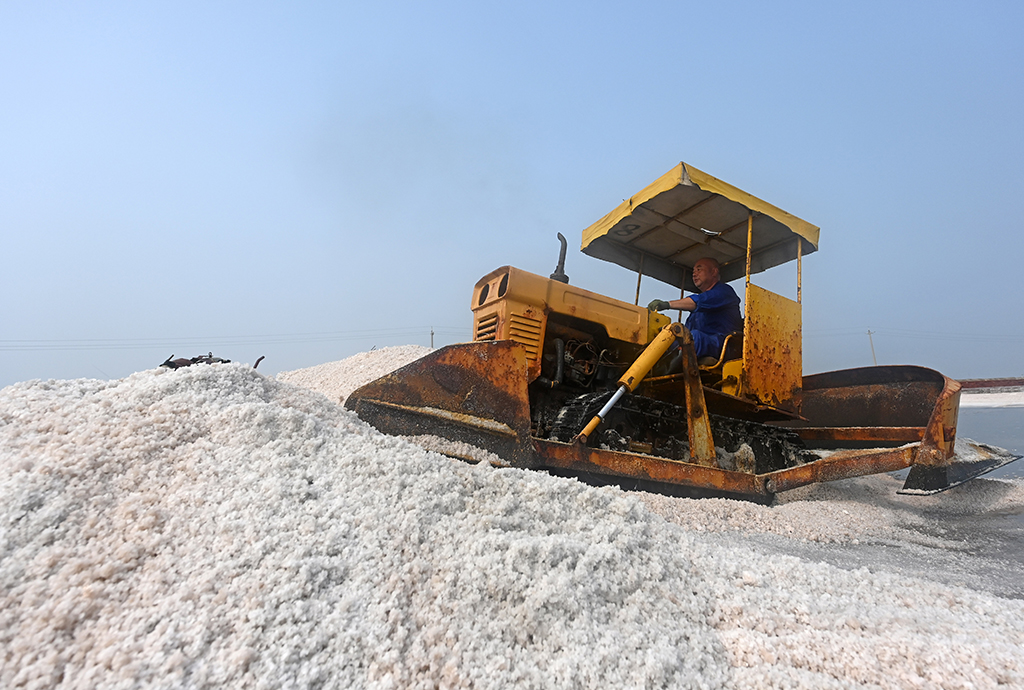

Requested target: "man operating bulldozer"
[{"left": 648, "top": 257, "right": 743, "bottom": 360}]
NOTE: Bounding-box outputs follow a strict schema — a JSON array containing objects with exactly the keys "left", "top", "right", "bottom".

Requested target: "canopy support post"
[
  {"left": 745, "top": 212, "right": 753, "bottom": 287},
  {"left": 797, "top": 238, "right": 803, "bottom": 304},
  {"left": 678, "top": 266, "right": 688, "bottom": 323},
  {"left": 634, "top": 254, "right": 644, "bottom": 306}
]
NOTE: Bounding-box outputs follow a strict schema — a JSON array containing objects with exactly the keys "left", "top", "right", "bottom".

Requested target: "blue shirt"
[{"left": 684, "top": 281, "right": 743, "bottom": 357}]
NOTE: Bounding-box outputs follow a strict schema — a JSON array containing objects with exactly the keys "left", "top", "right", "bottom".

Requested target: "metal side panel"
[{"left": 742, "top": 283, "right": 802, "bottom": 414}]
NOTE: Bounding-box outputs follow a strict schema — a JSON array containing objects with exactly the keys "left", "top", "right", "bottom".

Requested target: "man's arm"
[
  {"left": 665, "top": 297, "right": 697, "bottom": 311},
  {"left": 648, "top": 297, "right": 697, "bottom": 312}
]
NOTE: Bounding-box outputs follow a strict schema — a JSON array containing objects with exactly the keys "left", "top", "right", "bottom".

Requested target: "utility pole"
[
  {"left": 867, "top": 330, "right": 877, "bottom": 366},
  {"left": 430, "top": 327, "right": 434, "bottom": 349}
]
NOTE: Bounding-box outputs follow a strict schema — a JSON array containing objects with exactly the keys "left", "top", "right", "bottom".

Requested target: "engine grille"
[
  {"left": 474, "top": 314, "right": 498, "bottom": 341},
  {"left": 508, "top": 314, "right": 541, "bottom": 361},
  {"left": 474, "top": 312, "right": 542, "bottom": 362}
]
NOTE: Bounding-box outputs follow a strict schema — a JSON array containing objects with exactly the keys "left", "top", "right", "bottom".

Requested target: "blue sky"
[{"left": 2, "top": 1, "right": 1022, "bottom": 388}]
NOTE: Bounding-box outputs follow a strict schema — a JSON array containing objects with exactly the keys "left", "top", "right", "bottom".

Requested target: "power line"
[
  {"left": 804, "top": 328, "right": 1024, "bottom": 343},
  {"left": 0, "top": 327, "right": 472, "bottom": 352},
  {"left": 10, "top": 323, "right": 1021, "bottom": 353}
]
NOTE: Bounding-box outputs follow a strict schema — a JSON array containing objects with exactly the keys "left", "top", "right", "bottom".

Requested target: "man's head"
[{"left": 691, "top": 257, "right": 721, "bottom": 292}]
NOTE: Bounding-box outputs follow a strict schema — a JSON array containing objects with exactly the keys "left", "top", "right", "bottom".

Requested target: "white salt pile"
[
  {"left": 276, "top": 345, "right": 431, "bottom": 404},
  {"left": 3, "top": 359, "right": 1024, "bottom": 689}
]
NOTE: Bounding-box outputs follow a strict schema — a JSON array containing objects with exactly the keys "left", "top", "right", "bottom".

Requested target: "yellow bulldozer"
[{"left": 346, "top": 162, "right": 1019, "bottom": 502}]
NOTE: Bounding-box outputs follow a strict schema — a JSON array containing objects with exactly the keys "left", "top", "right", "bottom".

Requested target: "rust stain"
[
  {"left": 765, "top": 446, "right": 917, "bottom": 493},
  {"left": 533, "top": 439, "right": 769, "bottom": 499}
]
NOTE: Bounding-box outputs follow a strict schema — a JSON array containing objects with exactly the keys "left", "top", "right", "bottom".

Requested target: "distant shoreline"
[{"left": 960, "top": 377, "right": 1024, "bottom": 390}]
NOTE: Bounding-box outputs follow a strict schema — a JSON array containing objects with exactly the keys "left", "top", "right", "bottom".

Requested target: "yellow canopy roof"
[{"left": 581, "top": 162, "right": 820, "bottom": 290}]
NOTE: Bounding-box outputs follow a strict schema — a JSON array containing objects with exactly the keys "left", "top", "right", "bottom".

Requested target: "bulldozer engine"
[
  {"left": 473, "top": 265, "right": 665, "bottom": 434},
  {"left": 472, "top": 265, "right": 670, "bottom": 383}
]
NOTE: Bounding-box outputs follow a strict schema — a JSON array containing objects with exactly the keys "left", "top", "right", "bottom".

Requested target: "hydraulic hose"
[
  {"left": 574, "top": 323, "right": 684, "bottom": 443},
  {"left": 536, "top": 338, "right": 565, "bottom": 389}
]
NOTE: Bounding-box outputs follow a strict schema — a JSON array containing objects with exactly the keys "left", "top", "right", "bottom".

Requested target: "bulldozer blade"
[
  {"left": 899, "top": 440, "right": 1022, "bottom": 495},
  {"left": 343, "top": 341, "right": 538, "bottom": 469}
]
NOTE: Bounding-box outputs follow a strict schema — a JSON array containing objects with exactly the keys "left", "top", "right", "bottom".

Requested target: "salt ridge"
[
  {"left": 959, "top": 389, "right": 1024, "bottom": 408},
  {"left": 276, "top": 345, "right": 432, "bottom": 404}
]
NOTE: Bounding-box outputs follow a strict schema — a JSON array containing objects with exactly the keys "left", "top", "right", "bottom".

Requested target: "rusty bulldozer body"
[{"left": 346, "top": 162, "right": 1019, "bottom": 502}]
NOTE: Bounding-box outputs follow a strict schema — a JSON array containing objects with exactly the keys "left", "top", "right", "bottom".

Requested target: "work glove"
[{"left": 648, "top": 299, "right": 672, "bottom": 312}]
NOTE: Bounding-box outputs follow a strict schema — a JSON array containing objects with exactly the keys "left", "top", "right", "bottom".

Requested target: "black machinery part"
[{"left": 546, "top": 390, "right": 815, "bottom": 474}]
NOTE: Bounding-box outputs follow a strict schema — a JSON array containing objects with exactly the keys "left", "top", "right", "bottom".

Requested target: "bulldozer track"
[{"left": 547, "top": 390, "right": 814, "bottom": 473}]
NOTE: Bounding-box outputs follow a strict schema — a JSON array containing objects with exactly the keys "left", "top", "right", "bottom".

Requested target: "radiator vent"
[
  {"left": 508, "top": 314, "right": 542, "bottom": 361},
  {"left": 475, "top": 314, "right": 498, "bottom": 341}
]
